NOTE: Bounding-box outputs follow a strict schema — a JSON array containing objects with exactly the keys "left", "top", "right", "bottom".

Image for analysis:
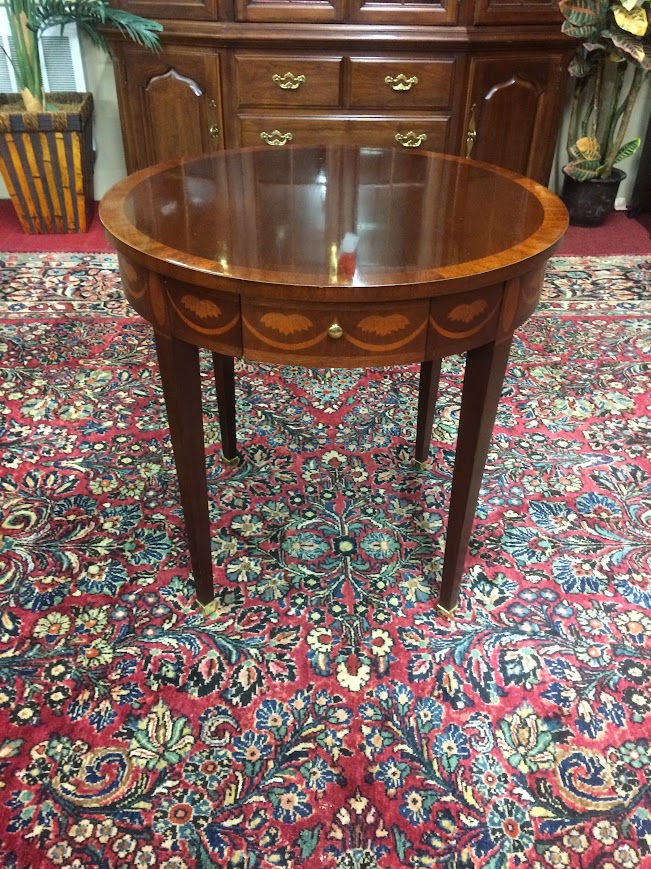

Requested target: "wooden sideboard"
[{"left": 109, "top": 0, "right": 572, "bottom": 185}]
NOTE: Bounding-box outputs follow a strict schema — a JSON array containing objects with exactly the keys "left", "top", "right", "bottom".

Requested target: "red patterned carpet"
[{"left": 0, "top": 249, "right": 650, "bottom": 868}]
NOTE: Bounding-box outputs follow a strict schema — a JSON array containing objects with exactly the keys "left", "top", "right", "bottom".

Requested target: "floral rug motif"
[{"left": 0, "top": 253, "right": 650, "bottom": 868}]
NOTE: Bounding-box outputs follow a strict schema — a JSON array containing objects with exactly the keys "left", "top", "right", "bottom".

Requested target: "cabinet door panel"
[
  {"left": 237, "top": 113, "right": 451, "bottom": 152},
  {"left": 235, "top": 0, "right": 345, "bottom": 22},
  {"left": 113, "top": 0, "right": 219, "bottom": 20},
  {"left": 465, "top": 54, "right": 567, "bottom": 183},
  {"left": 473, "top": 0, "right": 561, "bottom": 24},
  {"left": 121, "top": 47, "right": 223, "bottom": 172},
  {"left": 349, "top": 0, "right": 458, "bottom": 24}
]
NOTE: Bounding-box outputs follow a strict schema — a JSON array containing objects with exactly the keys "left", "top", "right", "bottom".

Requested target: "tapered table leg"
[
  {"left": 211, "top": 352, "right": 238, "bottom": 463},
  {"left": 437, "top": 337, "right": 513, "bottom": 617},
  {"left": 415, "top": 358, "right": 442, "bottom": 465},
  {"left": 154, "top": 332, "right": 214, "bottom": 608}
]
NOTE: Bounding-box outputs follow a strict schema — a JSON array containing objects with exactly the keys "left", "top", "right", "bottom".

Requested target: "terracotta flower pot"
[{"left": 0, "top": 92, "right": 94, "bottom": 234}]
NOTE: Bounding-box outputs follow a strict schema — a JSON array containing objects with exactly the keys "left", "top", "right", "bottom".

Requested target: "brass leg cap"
[
  {"left": 198, "top": 599, "right": 218, "bottom": 615},
  {"left": 222, "top": 454, "right": 240, "bottom": 467},
  {"left": 414, "top": 458, "right": 429, "bottom": 470},
  {"left": 436, "top": 603, "right": 458, "bottom": 620}
]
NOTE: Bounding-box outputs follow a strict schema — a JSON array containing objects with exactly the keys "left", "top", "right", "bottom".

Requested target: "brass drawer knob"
[
  {"left": 328, "top": 322, "right": 343, "bottom": 339},
  {"left": 260, "top": 130, "right": 293, "bottom": 146},
  {"left": 272, "top": 72, "right": 306, "bottom": 90},
  {"left": 385, "top": 73, "right": 418, "bottom": 92},
  {"left": 395, "top": 131, "right": 427, "bottom": 148}
]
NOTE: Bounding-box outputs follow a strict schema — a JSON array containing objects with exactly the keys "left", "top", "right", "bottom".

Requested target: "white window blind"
[{"left": 0, "top": 8, "right": 86, "bottom": 93}]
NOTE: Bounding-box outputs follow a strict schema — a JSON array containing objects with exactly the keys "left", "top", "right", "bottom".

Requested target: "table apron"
[{"left": 117, "top": 252, "right": 548, "bottom": 364}]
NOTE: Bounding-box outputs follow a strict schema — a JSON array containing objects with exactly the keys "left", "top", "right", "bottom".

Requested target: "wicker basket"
[{"left": 0, "top": 92, "right": 95, "bottom": 233}]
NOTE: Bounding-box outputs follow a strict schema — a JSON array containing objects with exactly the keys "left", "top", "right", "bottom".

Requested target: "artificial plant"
[
  {"left": 559, "top": 0, "right": 651, "bottom": 180},
  {"left": 1, "top": 0, "right": 162, "bottom": 113}
]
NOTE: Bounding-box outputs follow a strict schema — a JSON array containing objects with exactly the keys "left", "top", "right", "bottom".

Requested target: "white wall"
[
  {"left": 1, "top": 43, "right": 650, "bottom": 204},
  {"left": 83, "top": 42, "right": 128, "bottom": 200}
]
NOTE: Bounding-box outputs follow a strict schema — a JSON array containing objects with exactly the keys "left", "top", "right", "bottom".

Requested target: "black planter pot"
[{"left": 561, "top": 168, "right": 626, "bottom": 228}]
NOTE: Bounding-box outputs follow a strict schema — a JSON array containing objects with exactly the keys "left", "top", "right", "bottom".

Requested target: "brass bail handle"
[
  {"left": 273, "top": 72, "right": 306, "bottom": 90},
  {"left": 385, "top": 73, "right": 419, "bottom": 92},
  {"left": 260, "top": 130, "right": 293, "bottom": 146},
  {"left": 395, "top": 131, "right": 427, "bottom": 149},
  {"left": 466, "top": 103, "right": 478, "bottom": 157}
]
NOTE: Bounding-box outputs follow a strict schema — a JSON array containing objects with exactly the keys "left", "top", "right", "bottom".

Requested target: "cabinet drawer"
[
  {"left": 242, "top": 298, "right": 429, "bottom": 367},
  {"left": 349, "top": 58, "right": 456, "bottom": 109},
  {"left": 238, "top": 114, "right": 451, "bottom": 152},
  {"left": 233, "top": 55, "right": 342, "bottom": 107}
]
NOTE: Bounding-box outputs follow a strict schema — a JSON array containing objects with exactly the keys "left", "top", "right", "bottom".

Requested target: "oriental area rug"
[{"left": 0, "top": 253, "right": 650, "bottom": 869}]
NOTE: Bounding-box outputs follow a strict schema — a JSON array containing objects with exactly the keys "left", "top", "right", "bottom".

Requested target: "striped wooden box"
[{"left": 0, "top": 92, "right": 94, "bottom": 234}]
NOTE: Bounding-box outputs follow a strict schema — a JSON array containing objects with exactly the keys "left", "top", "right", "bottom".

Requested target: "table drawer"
[
  {"left": 349, "top": 57, "right": 456, "bottom": 109},
  {"left": 233, "top": 55, "right": 342, "bottom": 107},
  {"left": 242, "top": 298, "right": 429, "bottom": 367},
  {"left": 237, "top": 113, "right": 451, "bottom": 152}
]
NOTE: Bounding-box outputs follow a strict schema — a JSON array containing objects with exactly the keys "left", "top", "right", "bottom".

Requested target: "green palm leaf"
[{"left": 29, "top": 0, "right": 162, "bottom": 50}]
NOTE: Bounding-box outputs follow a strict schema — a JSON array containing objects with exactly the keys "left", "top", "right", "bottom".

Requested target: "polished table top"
[{"left": 100, "top": 146, "right": 567, "bottom": 299}]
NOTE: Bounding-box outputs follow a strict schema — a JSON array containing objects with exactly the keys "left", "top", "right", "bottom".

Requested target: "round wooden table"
[{"left": 100, "top": 145, "right": 567, "bottom": 617}]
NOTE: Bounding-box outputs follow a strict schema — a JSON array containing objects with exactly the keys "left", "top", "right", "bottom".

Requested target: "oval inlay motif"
[
  {"left": 448, "top": 299, "right": 488, "bottom": 323},
  {"left": 261, "top": 312, "right": 313, "bottom": 335},
  {"left": 182, "top": 295, "right": 222, "bottom": 320},
  {"left": 357, "top": 314, "right": 409, "bottom": 336}
]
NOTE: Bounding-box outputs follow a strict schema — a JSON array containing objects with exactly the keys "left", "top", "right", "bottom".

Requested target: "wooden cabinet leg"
[
  {"left": 211, "top": 352, "right": 238, "bottom": 463},
  {"left": 154, "top": 332, "right": 214, "bottom": 607},
  {"left": 438, "top": 337, "right": 513, "bottom": 617},
  {"left": 415, "top": 358, "right": 442, "bottom": 464}
]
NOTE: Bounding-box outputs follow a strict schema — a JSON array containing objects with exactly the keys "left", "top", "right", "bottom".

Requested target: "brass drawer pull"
[
  {"left": 260, "top": 130, "right": 294, "bottom": 146},
  {"left": 272, "top": 72, "right": 306, "bottom": 90},
  {"left": 328, "top": 322, "right": 343, "bottom": 339},
  {"left": 385, "top": 73, "right": 419, "bottom": 92},
  {"left": 395, "top": 131, "right": 427, "bottom": 148}
]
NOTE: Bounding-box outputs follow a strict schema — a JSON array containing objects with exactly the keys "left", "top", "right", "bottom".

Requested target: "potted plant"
[
  {"left": 559, "top": 0, "right": 651, "bottom": 226},
  {"left": 0, "top": 0, "right": 161, "bottom": 233}
]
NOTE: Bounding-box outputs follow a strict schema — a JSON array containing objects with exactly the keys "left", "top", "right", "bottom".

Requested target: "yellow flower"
[{"left": 34, "top": 612, "right": 71, "bottom": 640}]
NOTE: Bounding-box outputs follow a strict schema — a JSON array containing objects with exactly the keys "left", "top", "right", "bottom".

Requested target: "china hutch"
[{"left": 109, "top": 0, "right": 572, "bottom": 185}]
